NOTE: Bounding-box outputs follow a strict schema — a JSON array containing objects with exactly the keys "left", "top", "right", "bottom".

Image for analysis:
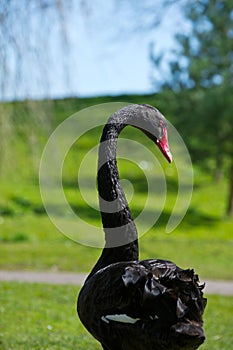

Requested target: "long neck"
[
  {"left": 98, "top": 123, "right": 138, "bottom": 242},
  {"left": 88, "top": 115, "right": 139, "bottom": 278}
]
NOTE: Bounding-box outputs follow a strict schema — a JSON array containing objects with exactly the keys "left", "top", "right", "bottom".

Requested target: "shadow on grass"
[
  {"left": 155, "top": 207, "right": 219, "bottom": 229},
  {"left": 62, "top": 175, "right": 182, "bottom": 196},
  {"left": 61, "top": 175, "right": 149, "bottom": 194},
  {"left": 5, "top": 195, "right": 220, "bottom": 230},
  {"left": 0, "top": 205, "right": 15, "bottom": 216},
  {"left": 130, "top": 207, "right": 219, "bottom": 229},
  {"left": 0, "top": 232, "right": 30, "bottom": 243}
]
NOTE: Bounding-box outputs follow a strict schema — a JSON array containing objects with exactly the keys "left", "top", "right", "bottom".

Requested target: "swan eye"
[{"left": 158, "top": 127, "right": 163, "bottom": 138}]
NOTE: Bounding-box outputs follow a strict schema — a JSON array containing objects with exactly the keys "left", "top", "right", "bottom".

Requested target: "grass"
[
  {"left": 0, "top": 165, "right": 232, "bottom": 279},
  {"left": 0, "top": 281, "right": 232, "bottom": 350},
  {"left": 0, "top": 94, "right": 232, "bottom": 350},
  {"left": 0, "top": 218, "right": 233, "bottom": 279},
  {"left": 0, "top": 282, "right": 100, "bottom": 350},
  {"left": 0, "top": 94, "right": 232, "bottom": 280}
]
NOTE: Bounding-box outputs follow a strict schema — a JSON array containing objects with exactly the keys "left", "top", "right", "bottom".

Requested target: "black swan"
[{"left": 77, "top": 104, "right": 206, "bottom": 350}]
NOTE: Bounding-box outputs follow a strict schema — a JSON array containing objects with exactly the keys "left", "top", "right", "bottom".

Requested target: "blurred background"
[{"left": 0, "top": 1, "right": 233, "bottom": 349}]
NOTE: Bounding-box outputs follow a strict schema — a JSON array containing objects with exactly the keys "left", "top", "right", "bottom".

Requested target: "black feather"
[{"left": 77, "top": 105, "right": 207, "bottom": 350}]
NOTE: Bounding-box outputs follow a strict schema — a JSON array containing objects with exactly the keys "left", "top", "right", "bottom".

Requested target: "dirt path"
[
  {"left": 0, "top": 270, "right": 86, "bottom": 286},
  {"left": 0, "top": 270, "right": 233, "bottom": 295}
]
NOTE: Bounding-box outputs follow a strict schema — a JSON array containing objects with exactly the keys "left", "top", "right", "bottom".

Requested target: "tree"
[
  {"left": 0, "top": 0, "right": 90, "bottom": 177},
  {"left": 152, "top": 0, "right": 233, "bottom": 216}
]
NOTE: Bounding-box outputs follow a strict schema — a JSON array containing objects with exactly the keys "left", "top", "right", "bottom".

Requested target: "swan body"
[{"left": 77, "top": 104, "right": 206, "bottom": 350}]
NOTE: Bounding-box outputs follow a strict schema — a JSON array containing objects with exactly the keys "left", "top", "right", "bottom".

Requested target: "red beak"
[{"left": 157, "top": 127, "right": 172, "bottom": 163}]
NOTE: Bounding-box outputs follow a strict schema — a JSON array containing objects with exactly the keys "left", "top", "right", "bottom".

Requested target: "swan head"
[
  {"left": 103, "top": 103, "right": 173, "bottom": 163},
  {"left": 138, "top": 104, "right": 172, "bottom": 163}
]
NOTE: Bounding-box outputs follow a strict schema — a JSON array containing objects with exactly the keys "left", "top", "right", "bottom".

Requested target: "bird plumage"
[
  {"left": 78, "top": 259, "right": 206, "bottom": 350},
  {"left": 77, "top": 104, "right": 206, "bottom": 350}
]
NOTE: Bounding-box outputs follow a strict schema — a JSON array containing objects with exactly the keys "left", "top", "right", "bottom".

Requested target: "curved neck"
[
  {"left": 86, "top": 104, "right": 171, "bottom": 280},
  {"left": 98, "top": 122, "right": 136, "bottom": 225},
  {"left": 98, "top": 120, "right": 138, "bottom": 247},
  {"left": 88, "top": 114, "right": 139, "bottom": 279}
]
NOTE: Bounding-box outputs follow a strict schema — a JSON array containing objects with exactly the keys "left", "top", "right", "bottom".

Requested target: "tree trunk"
[
  {"left": 214, "top": 151, "right": 223, "bottom": 182},
  {"left": 226, "top": 160, "right": 233, "bottom": 217}
]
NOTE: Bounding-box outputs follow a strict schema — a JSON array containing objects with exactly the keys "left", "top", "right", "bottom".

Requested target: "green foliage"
[
  {"left": 151, "top": 0, "right": 233, "bottom": 215},
  {"left": 169, "top": 0, "right": 233, "bottom": 90}
]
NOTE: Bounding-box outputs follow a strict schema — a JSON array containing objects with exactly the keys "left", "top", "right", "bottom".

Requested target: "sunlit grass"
[
  {"left": 0, "top": 96, "right": 232, "bottom": 280},
  {"left": 0, "top": 164, "right": 233, "bottom": 280},
  {"left": 0, "top": 282, "right": 101, "bottom": 350},
  {"left": 0, "top": 282, "right": 232, "bottom": 350}
]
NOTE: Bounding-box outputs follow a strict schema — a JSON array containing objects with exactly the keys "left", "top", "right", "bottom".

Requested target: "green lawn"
[
  {"left": 0, "top": 169, "right": 232, "bottom": 279},
  {"left": 0, "top": 282, "right": 232, "bottom": 350},
  {"left": 0, "top": 95, "right": 233, "bottom": 350},
  {"left": 0, "top": 95, "right": 233, "bottom": 280},
  {"left": 0, "top": 282, "right": 100, "bottom": 350}
]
